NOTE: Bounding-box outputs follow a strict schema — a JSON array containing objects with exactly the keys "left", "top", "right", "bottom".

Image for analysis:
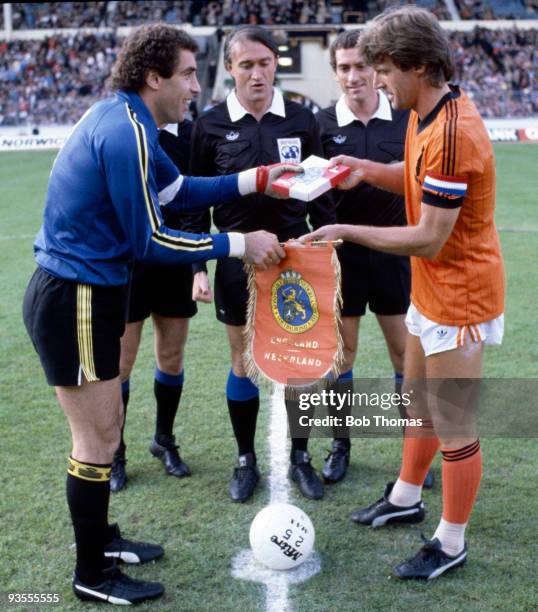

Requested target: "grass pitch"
[{"left": 1, "top": 145, "right": 537, "bottom": 611}]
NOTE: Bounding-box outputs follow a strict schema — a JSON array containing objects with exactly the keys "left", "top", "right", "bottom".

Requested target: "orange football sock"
[
  {"left": 441, "top": 439, "right": 482, "bottom": 524},
  {"left": 398, "top": 419, "right": 440, "bottom": 486}
]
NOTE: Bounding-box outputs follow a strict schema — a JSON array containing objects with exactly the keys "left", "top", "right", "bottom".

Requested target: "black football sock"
[
  {"left": 154, "top": 368, "right": 184, "bottom": 440},
  {"left": 287, "top": 398, "right": 311, "bottom": 460},
  {"left": 66, "top": 457, "right": 111, "bottom": 586},
  {"left": 330, "top": 370, "right": 353, "bottom": 447},
  {"left": 226, "top": 370, "right": 259, "bottom": 458},
  {"left": 118, "top": 379, "right": 130, "bottom": 453},
  {"left": 227, "top": 397, "right": 259, "bottom": 457}
]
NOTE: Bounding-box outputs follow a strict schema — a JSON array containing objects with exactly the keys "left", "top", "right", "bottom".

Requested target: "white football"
[{"left": 249, "top": 503, "right": 315, "bottom": 570}]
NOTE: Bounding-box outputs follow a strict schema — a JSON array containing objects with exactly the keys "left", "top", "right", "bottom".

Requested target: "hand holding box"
[{"left": 272, "top": 155, "right": 351, "bottom": 201}]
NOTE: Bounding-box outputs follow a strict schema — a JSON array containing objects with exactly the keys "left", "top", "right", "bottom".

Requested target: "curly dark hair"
[{"left": 109, "top": 23, "right": 198, "bottom": 92}]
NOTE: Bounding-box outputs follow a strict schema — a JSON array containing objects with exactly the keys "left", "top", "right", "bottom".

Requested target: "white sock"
[
  {"left": 433, "top": 518, "right": 467, "bottom": 556},
  {"left": 388, "top": 478, "right": 422, "bottom": 507}
]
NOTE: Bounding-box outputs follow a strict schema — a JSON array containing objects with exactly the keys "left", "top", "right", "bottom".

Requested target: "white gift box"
[{"left": 272, "top": 155, "right": 350, "bottom": 201}]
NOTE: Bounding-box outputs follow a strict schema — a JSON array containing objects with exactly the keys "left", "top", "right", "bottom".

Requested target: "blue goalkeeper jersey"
[{"left": 34, "top": 89, "right": 241, "bottom": 286}]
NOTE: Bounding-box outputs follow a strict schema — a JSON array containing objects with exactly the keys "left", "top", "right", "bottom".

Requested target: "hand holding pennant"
[{"left": 244, "top": 241, "right": 343, "bottom": 389}]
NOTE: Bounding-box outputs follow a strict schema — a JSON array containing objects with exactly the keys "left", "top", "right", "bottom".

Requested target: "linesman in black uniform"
[
  {"left": 315, "top": 30, "right": 435, "bottom": 487},
  {"left": 190, "top": 26, "right": 336, "bottom": 502},
  {"left": 111, "top": 119, "right": 207, "bottom": 491}
]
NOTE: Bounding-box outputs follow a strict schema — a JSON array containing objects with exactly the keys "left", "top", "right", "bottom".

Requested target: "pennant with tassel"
[{"left": 244, "top": 241, "right": 343, "bottom": 391}]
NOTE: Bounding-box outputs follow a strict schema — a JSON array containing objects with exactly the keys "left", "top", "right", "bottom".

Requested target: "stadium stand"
[
  {"left": 6, "top": 1, "right": 538, "bottom": 28},
  {"left": 9, "top": 1, "right": 452, "bottom": 28},
  {"left": 450, "top": 27, "right": 537, "bottom": 117},
  {"left": 1, "top": 25, "right": 536, "bottom": 126},
  {"left": 1, "top": 1, "right": 537, "bottom": 125},
  {"left": 0, "top": 34, "right": 120, "bottom": 126},
  {"left": 456, "top": 0, "right": 538, "bottom": 20},
  {"left": 11, "top": 2, "right": 109, "bottom": 29}
]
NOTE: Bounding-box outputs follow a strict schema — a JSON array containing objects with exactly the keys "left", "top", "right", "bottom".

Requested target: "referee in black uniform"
[
  {"left": 190, "top": 26, "right": 336, "bottom": 502},
  {"left": 111, "top": 119, "right": 205, "bottom": 491},
  {"left": 315, "top": 30, "right": 432, "bottom": 488}
]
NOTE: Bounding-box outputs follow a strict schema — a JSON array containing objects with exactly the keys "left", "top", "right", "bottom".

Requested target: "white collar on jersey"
[
  {"left": 226, "top": 88, "right": 286, "bottom": 122},
  {"left": 335, "top": 90, "right": 392, "bottom": 127},
  {"left": 162, "top": 123, "right": 179, "bottom": 136}
]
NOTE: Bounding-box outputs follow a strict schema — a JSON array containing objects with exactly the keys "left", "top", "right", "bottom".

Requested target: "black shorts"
[
  {"left": 338, "top": 242, "right": 410, "bottom": 317},
  {"left": 214, "top": 223, "right": 309, "bottom": 326},
  {"left": 23, "top": 267, "right": 128, "bottom": 386},
  {"left": 214, "top": 257, "right": 249, "bottom": 326},
  {"left": 127, "top": 262, "right": 197, "bottom": 323}
]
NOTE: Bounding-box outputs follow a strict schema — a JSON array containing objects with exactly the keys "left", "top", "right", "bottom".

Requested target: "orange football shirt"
[{"left": 404, "top": 86, "right": 505, "bottom": 326}]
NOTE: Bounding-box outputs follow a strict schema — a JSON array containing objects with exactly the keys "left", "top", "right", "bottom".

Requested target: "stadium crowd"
[
  {"left": 0, "top": 33, "right": 120, "bottom": 126},
  {"left": 11, "top": 0, "right": 518, "bottom": 29},
  {"left": 1, "top": 24, "right": 536, "bottom": 127},
  {"left": 5, "top": 1, "right": 538, "bottom": 29},
  {"left": 456, "top": 0, "right": 537, "bottom": 20},
  {"left": 450, "top": 26, "right": 538, "bottom": 117}
]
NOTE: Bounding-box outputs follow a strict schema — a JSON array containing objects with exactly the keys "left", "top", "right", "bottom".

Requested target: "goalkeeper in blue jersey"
[{"left": 22, "top": 24, "right": 297, "bottom": 606}]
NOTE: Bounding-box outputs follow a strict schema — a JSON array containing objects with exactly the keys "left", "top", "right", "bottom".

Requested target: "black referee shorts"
[
  {"left": 127, "top": 262, "right": 197, "bottom": 323},
  {"left": 338, "top": 242, "right": 411, "bottom": 317},
  {"left": 23, "top": 267, "right": 128, "bottom": 386},
  {"left": 214, "top": 257, "right": 249, "bottom": 326}
]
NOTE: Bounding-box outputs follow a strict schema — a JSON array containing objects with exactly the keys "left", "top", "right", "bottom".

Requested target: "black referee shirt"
[
  {"left": 316, "top": 93, "right": 409, "bottom": 227},
  {"left": 159, "top": 120, "right": 193, "bottom": 175},
  {"left": 190, "top": 90, "right": 336, "bottom": 235},
  {"left": 158, "top": 120, "right": 199, "bottom": 232}
]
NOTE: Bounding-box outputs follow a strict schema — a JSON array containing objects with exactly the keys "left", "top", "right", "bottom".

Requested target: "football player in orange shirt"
[{"left": 302, "top": 6, "right": 505, "bottom": 579}]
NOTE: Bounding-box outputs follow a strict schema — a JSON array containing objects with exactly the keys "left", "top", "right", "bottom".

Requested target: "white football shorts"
[{"left": 405, "top": 302, "right": 504, "bottom": 357}]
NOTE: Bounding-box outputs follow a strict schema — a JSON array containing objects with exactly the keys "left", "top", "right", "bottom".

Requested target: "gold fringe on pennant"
[
  {"left": 243, "top": 262, "right": 282, "bottom": 396},
  {"left": 330, "top": 244, "right": 344, "bottom": 381},
  {"left": 243, "top": 261, "right": 263, "bottom": 388}
]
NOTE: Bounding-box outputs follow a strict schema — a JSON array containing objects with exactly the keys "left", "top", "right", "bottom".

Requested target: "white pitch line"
[
  {"left": 268, "top": 385, "right": 290, "bottom": 506},
  {"left": 266, "top": 386, "right": 291, "bottom": 611},
  {"left": 232, "top": 549, "right": 321, "bottom": 612},
  {"left": 231, "top": 386, "right": 320, "bottom": 612}
]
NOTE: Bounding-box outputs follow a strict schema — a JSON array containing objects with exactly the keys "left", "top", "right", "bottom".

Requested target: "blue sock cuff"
[
  {"left": 226, "top": 370, "right": 259, "bottom": 401},
  {"left": 121, "top": 379, "right": 130, "bottom": 393},
  {"left": 394, "top": 372, "right": 404, "bottom": 384},
  {"left": 155, "top": 367, "right": 184, "bottom": 387},
  {"left": 338, "top": 369, "right": 353, "bottom": 381}
]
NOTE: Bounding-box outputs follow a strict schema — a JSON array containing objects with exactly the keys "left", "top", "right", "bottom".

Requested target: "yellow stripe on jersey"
[
  {"left": 76, "top": 284, "right": 98, "bottom": 382},
  {"left": 124, "top": 104, "right": 213, "bottom": 251},
  {"left": 68, "top": 457, "right": 111, "bottom": 482}
]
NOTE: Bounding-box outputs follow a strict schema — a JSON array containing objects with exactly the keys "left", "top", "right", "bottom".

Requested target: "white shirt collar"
[
  {"left": 226, "top": 88, "right": 286, "bottom": 122},
  {"left": 162, "top": 123, "right": 179, "bottom": 136},
  {"left": 335, "top": 90, "right": 392, "bottom": 127}
]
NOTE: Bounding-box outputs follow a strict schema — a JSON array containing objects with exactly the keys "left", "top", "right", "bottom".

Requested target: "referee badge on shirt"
[{"left": 277, "top": 138, "right": 302, "bottom": 163}]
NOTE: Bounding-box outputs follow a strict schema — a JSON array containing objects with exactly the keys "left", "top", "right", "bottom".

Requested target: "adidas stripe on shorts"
[
  {"left": 23, "top": 267, "right": 128, "bottom": 386},
  {"left": 405, "top": 302, "right": 504, "bottom": 357}
]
